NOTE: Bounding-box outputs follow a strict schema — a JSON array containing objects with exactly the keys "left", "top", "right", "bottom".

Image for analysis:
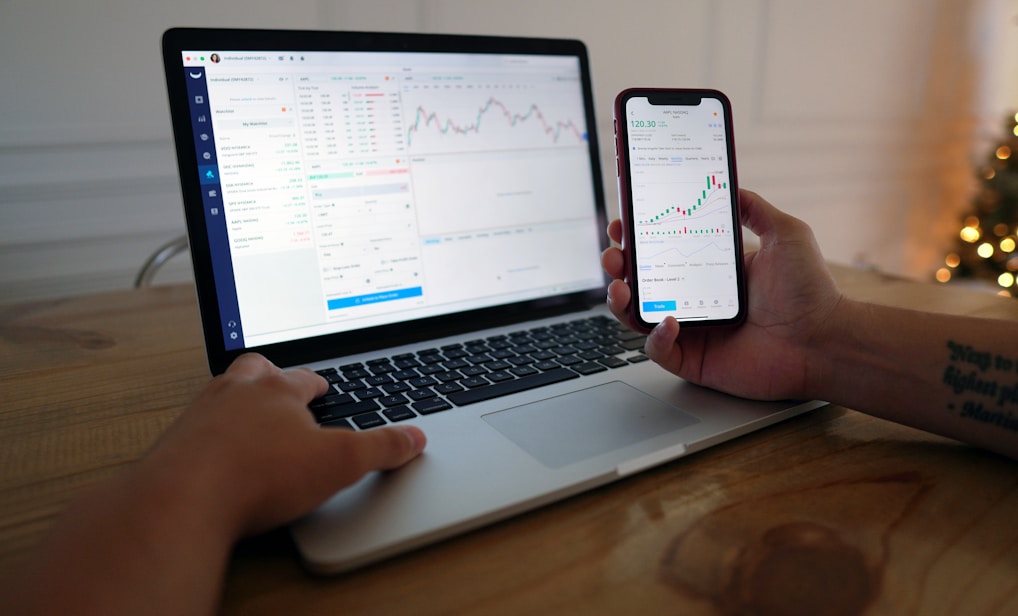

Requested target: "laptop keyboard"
[{"left": 309, "top": 315, "right": 648, "bottom": 430}]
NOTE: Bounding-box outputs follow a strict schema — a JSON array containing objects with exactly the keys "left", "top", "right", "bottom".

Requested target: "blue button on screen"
[
  {"left": 643, "top": 300, "right": 677, "bottom": 312},
  {"left": 328, "top": 286, "right": 423, "bottom": 310}
]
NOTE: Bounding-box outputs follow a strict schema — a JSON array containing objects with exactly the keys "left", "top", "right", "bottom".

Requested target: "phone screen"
[{"left": 616, "top": 90, "right": 744, "bottom": 327}]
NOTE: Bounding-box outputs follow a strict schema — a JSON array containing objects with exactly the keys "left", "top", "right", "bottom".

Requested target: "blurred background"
[{"left": 2, "top": 0, "right": 1017, "bottom": 304}]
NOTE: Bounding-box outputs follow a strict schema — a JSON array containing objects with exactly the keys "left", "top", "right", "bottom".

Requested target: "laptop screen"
[{"left": 164, "top": 30, "right": 607, "bottom": 371}]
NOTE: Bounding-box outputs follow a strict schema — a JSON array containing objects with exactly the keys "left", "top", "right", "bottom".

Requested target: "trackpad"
[{"left": 482, "top": 381, "right": 699, "bottom": 469}]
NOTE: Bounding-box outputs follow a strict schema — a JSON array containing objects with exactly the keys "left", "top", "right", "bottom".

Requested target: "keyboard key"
[
  {"left": 337, "top": 398, "right": 381, "bottom": 413},
  {"left": 382, "top": 381, "right": 412, "bottom": 394},
  {"left": 597, "top": 356, "right": 628, "bottom": 369},
  {"left": 510, "top": 365, "right": 539, "bottom": 377},
  {"left": 352, "top": 412, "right": 386, "bottom": 430},
  {"left": 408, "top": 388, "right": 437, "bottom": 401},
  {"left": 310, "top": 406, "right": 344, "bottom": 423},
  {"left": 309, "top": 392, "right": 355, "bottom": 411},
  {"left": 447, "top": 367, "right": 578, "bottom": 406},
  {"left": 383, "top": 406, "right": 416, "bottom": 422},
  {"left": 320, "top": 418, "right": 353, "bottom": 430},
  {"left": 621, "top": 337, "right": 647, "bottom": 351},
  {"left": 573, "top": 361, "right": 607, "bottom": 375},
  {"left": 356, "top": 387, "right": 384, "bottom": 400},
  {"left": 365, "top": 374, "right": 394, "bottom": 386},
  {"left": 380, "top": 394, "right": 410, "bottom": 407},
  {"left": 461, "top": 376, "right": 490, "bottom": 388},
  {"left": 435, "top": 382, "right": 465, "bottom": 394},
  {"left": 409, "top": 376, "right": 438, "bottom": 388},
  {"left": 369, "top": 363, "right": 396, "bottom": 375},
  {"left": 413, "top": 398, "right": 453, "bottom": 415}
]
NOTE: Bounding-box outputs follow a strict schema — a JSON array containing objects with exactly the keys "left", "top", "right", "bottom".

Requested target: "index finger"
[
  {"left": 282, "top": 367, "right": 331, "bottom": 402},
  {"left": 226, "top": 353, "right": 328, "bottom": 401},
  {"left": 225, "top": 353, "right": 278, "bottom": 378}
]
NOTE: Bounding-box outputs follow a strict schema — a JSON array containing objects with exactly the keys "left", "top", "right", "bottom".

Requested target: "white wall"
[{"left": 1, "top": 0, "right": 1016, "bottom": 303}]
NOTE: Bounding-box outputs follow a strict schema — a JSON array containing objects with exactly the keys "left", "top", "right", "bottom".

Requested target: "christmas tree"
[{"left": 937, "top": 112, "right": 1018, "bottom": 296}]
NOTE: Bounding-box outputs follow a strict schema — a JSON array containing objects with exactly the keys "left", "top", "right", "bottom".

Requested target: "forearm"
[
  {"left": 810, "top": 298, "right": 1018, "bottom": 460},
  {"left": 0, "top": 461, "right": 237, "bottom": 615}
]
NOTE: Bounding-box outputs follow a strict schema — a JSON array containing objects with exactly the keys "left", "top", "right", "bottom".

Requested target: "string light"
[{"left": 938, "top": 111, "right": 1018, "bottom": 294}]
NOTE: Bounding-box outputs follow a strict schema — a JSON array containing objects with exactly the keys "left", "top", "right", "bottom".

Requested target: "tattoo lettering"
[
  {"left": 947, "top": 341, "right": 992, "bottom": 372},
  {"left": 944, "top": 340, "right": 1018, "bottom": 432},
  {"left": 961, "top": 401, "right": 1018, "bottom": 432}
]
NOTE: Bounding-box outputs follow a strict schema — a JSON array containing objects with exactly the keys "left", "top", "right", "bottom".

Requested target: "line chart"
[
  {"left": 637, "top": 238, "right": 735, "bottom": 263},
  {"left": 406, "top": 97, "right": 585, "bottom": 146},
  {"left": 400, "top": 82, "right": 588, "bottom": 155}
]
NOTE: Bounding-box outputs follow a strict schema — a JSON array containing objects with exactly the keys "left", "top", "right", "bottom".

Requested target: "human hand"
[
  {"left": 140, "top": 353, "right": 427, "bottom": 539},
  {"left": 601, "top": 189, "right": 844, "bottom": 401}
]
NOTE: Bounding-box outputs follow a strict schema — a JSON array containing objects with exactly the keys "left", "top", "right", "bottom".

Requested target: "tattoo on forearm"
[{"left": 944, "top": 341, "right": 1018, "bottom": 432}]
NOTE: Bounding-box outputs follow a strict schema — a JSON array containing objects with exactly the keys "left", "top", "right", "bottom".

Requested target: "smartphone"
[{"left": 613, "top": 88, "right": 746, "bottom": 330}]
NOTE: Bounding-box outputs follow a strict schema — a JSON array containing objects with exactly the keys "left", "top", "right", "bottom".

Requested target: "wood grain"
[{"left": 2, "top": 266, "right": 1018, "bottom": 615}]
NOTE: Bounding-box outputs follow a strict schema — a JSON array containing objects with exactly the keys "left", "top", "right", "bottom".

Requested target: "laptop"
[{"left": 161, "top": 27, "right": 823, "bottom": 574}]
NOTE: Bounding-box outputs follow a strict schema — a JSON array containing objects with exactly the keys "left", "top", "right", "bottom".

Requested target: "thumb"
[
  {"left": 739, "top": 189, "right": 780, "bottom": 238},
  {"left": 322, "top": 425, "right": 427, "bottom": 486}
]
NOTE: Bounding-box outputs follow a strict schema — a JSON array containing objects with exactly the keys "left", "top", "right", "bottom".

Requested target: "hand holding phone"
[{"left": 613, "top": 88, "right": 746, "bottom": 330}]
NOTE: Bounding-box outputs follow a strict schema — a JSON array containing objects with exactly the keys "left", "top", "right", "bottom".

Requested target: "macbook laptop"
[{"left": 161, "top": 27, "right": 823, "bottom": 574}]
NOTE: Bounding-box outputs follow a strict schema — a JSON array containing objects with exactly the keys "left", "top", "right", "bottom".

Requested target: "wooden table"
[{"left": 2, "top": 265, "right": 1018, "bottom": 615}]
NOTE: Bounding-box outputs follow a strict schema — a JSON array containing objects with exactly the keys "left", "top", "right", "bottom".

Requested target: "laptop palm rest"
[{"left": 481, "top": 381, "right": 699, "bottom": 469}]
